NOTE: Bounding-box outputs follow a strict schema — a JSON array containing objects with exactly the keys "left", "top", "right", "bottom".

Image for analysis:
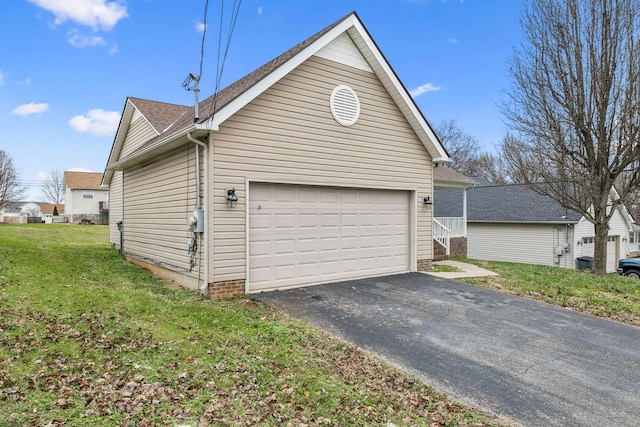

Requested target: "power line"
[
  {"left": 199, "top": 0, "right": 209, "bottom": 80},
  {"left": 207, "top": 0, "right": 243, "bottom": 124}
]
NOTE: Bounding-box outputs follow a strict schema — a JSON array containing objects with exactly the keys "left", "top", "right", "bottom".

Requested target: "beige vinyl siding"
[
  {"left": 123, "top": 145, "right": 204, "bottom": 281},
  {"left": 468, "top": 223, "right": 575, "bottom": 268},
  {"left": 108, "top": 170, "right": 123, "bottom": 246},
  {"left": 210, "top": 55, "right": 432, "bottom": 282},
  {"left": 120, "top": 115, "right": 158, "bottom": 158}
]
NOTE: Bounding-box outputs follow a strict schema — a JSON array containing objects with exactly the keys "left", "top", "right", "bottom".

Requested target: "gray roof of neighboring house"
[{"left": 435, "top": 183, "right": 583, "bottom": 223}]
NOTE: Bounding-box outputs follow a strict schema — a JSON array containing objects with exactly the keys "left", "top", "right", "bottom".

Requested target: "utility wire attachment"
[{"left": 182, "top": 73, "right": 201, "bottom": 123}]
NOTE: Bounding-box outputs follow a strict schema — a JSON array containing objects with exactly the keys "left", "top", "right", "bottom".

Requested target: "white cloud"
[
  {"left": 68, "top": 29, "right": 107, "bottom": 47},
  {"left": 67, "top": 167, "right": 94, "bottom": 172},
  {"left": 36, "top": 171, "right": 52, "bottom": 181},
  {"left": 108, "top": 43, "right": 119, "bottom": 55},
  {"left": 195, "top": 21, "right": 206, "bottom": 33},
  {"left": 0, "top": 70, "right": 5, "bottom": 86},
  {"left": 68, "top": 109, "right": 120, "bottom": 135},
  {"left": 409, "top": 83, "right": 443, "bottom": 97},
  {"left": 27, "top": 0, "right": 128, "bottom": 30},
  {"left": 258, "top": 6, "right": 263, "bottom": 15},
  {"left": 448, "top": 37, "right": 458, "bottom": 45},
  {"left": 11, "top": 102, "right": 49, "bottom": 116}
]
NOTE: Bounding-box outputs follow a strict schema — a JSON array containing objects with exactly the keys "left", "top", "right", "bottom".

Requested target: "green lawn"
[
  {"left": 457, "top": 257, "right": 640, "bottom": 326},
  {"left": 0, "top": 225, "right": 497, "bottom": 427}
]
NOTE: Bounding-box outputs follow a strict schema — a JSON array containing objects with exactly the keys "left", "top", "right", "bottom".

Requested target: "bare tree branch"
[
  {"left": 0, "top": 150, "right": 25, "bottom": 210},
  {"left": 40, "top": 168, "right": 65, "bottom": 204},
  {"left": 502, "top": 0, "right": 640, "bottom": 275},
  {"left": 434, "top": 119, "right": 480, "bottom": 172}
]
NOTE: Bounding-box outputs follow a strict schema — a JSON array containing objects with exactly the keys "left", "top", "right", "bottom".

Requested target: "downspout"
[{"left": 187, "top": 132, "right": 210, "bottom": 298}]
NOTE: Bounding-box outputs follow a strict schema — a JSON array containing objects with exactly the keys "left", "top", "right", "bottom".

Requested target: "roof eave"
[
  {"left": 347, "top": 19, "right": 450, "bottom": 163},
  {"left": 102, "top": 99, "right": 139, "bottom": 186},
  {"left": 434, "top": 179, "right": 476, "bottom": 189},
  {"left": 107, "top": 124, "right": 211, "bottom": 172},
  {"left": 207, "top": 13, "right": 449, "bottom": 164}
]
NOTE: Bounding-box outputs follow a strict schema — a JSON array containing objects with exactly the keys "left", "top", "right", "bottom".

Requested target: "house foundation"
[{"left": 209, "top": 280, "right": 245, "bottom": 299}]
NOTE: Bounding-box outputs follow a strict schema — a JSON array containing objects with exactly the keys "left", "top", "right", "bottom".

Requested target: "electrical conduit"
[{"left": 187, "top": 132, "right": 210, "bottom": 298}]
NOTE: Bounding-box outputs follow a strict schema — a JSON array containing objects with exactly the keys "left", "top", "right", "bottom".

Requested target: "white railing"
[
  {"left": 434, "top": 217, "right": 466, "bottom": 237},
  {"left": 433, "top": 218, "right": 451, "bottom": 256}
]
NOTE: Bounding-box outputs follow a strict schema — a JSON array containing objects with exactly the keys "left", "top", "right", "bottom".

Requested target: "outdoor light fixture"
[
  {"left": 226, "top": 188, "right": 238, "bottom": 208},
  {"left": 423, "top": 195, "right": 433, "bottom": 209}
]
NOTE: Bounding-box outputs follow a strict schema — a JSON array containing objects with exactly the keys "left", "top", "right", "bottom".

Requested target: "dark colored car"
[{"left": 617, "top": 258, "right": 640, "bottom": 278}]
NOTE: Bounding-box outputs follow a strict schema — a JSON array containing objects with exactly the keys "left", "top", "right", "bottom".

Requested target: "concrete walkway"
[{"left": 427, "top": 260, "right": 498, "bottom": 279}]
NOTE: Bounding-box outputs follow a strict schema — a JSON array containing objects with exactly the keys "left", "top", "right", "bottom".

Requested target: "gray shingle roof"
[
  {"left": 435, "top": 183, "right": 582, "bottom": 223},
  {"left": 434, "top": 166, "right": 477, "bottom": 185},
  {"left": 130, "top": 12, "right": 349, "bottom": 154},
  {"left": 127, "top": 98, "right": 189, "bottom": 135}
]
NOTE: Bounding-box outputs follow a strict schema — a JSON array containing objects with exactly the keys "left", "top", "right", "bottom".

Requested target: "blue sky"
[{"left": 1, "top": 0, "right": 523, "bottom": 200}]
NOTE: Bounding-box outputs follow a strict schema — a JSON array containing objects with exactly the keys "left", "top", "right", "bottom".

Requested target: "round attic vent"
[{"left": 330, "top": 85, "right": 360, "bottom": 126}]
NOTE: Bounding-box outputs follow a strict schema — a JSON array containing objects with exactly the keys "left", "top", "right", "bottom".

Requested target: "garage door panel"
[
  {"left": 581, "top": 235, "right": 619, "bottom": 273},
  {"left": 249, "top": 183, "right": 410, "bottom": 292}
]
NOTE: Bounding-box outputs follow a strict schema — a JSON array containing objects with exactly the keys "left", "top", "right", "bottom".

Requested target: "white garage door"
[
  {"left": 580, "top": 235, "right": 619, "bottom": 273},
  {"left": 248, "top": 183, "right": 410, "bottom": 292}
]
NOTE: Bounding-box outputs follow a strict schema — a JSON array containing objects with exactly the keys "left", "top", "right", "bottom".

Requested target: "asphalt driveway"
[{"left": 251, "top": 272, "right": 640, "bottom": 426}]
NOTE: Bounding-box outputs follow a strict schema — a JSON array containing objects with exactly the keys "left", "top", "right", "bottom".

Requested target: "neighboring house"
[
  {"left": 1, "top": 201, "right": 41, "bottom": 224},
  {"left": 436, "top": 182, "right": 635, "bottom": 273},
  {"left": 64, "top": 171, "right": 109, "bottom": 224},
  {"left": 102, "top": 12, "right": 449, "bottom": 298},
  {"left": 40, "top": 203, "right": 65, "bottom": 223}
]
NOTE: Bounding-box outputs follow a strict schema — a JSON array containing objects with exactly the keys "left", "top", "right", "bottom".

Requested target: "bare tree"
[
  {"left": 502, "top": 0, "right": 640, "bottom": 275},
  {"left": 0, "top": 150, "right": 25, "bottom": 210},
  {"left": 465, "top": 152, "right": 511, "bottom": 184},
  {"left": 40, "top": 168, "right": 65, "bottom": 204},
  {"left": 434, "top": 119, "right": 480, "bottom": 173}
]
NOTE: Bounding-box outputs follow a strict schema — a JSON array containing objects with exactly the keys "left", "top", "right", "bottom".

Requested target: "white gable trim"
[
  {"left": 103, "top": 99, "right": 164, "bottom": 182},
  {"left": 208, "top": 13, "right": 449, "bottom": 164},
  {"left": 314, "top": 32, "right": 373, "bottom": 72},
  {"left": 102, "top": 99, "right": 137, "bottom": 186},
  {"left": 207, "top": 17, "right": 357, "bottom": 129},
  {"left": 347, "top": 19, "right": 448, "bottom": 163}
]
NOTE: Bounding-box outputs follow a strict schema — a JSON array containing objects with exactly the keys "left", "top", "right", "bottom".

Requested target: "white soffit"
[
  {"left": 131, "top": 108, "right": 142, "bottom": 121},
  {"left": 314, "top": 32, "right": 373, "bottom": 72}
]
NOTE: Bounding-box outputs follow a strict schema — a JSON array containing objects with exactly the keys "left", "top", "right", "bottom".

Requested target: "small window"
[
  {"left": 607, "top": 236, "right": 617, "bottom": 242},
  {"left": 83, "top": 191, "right": 94, "bottom": 199},
  {"left": 630, "top": 232, "right": 635, "bottom": 244},
  {"left": 583, "top": 237, "right": 594, "bottom": 244}
]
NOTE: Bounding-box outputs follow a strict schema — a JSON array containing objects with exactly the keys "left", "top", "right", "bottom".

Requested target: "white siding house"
[
  {"left": 102, "top": 13, "right": 449, "bottom": 298},
  {"left": 437, "top": 182, "right": 635, "bottom": 273},
  {"left": 64, "top": 171, "right": 109, "bottom": 224}
]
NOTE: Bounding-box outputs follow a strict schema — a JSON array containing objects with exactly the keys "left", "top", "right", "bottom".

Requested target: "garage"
[
  {"left": 248, "top": 183, "right": 410, "bottom": 292},
  {"left": 580, "top": 235, "right": 620, "bottom": 273}
]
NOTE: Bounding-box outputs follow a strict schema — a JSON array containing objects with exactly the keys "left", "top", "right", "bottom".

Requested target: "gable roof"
[
  {"left": 435, "top": 183, "right": 583, "bottom": 223},
  {"left": 128, "top": 97, "right": 190, "bottom": 134},
  {"left": 40, "top": 203, "right": 64, "bottom": 214},
  {"left": 434, "top": 166, "right": 477, "bottom": 189},
  {"left": 64, "top": 171, "right": 104, "bottom": 190},
  {"left": 103, "top": 12, "right": 449, "bottom": 184}
]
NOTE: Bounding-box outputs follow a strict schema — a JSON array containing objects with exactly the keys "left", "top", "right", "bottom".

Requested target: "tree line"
[{"left": 0, "top": 150, "right": 65, "bottom": 210}]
